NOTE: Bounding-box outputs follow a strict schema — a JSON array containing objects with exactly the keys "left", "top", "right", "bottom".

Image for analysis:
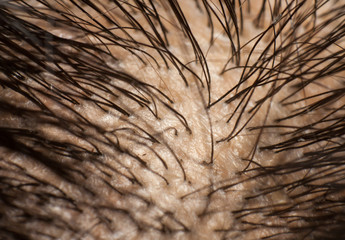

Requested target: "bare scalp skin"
[{"left": 1, "top": 0, "right": 345, "bottom": 239}]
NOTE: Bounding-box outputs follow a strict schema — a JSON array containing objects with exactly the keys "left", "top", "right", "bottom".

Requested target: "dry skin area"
[{"left": 1, "top": 0, "right": 345, "bottom": 239}]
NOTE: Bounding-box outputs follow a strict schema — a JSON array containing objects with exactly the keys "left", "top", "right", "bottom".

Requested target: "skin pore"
[{"left": 1, "top": 0, "right": 345, "bottom": 239}]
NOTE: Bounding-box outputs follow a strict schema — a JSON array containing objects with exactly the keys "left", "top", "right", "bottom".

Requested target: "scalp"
[{"left": 1, "top": 0, "right": 345, "bottom": 239}]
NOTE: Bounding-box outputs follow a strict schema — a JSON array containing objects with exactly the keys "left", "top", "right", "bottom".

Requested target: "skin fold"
[{"left": 1, "top": 0, "right": 345, "bottom": 239}]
